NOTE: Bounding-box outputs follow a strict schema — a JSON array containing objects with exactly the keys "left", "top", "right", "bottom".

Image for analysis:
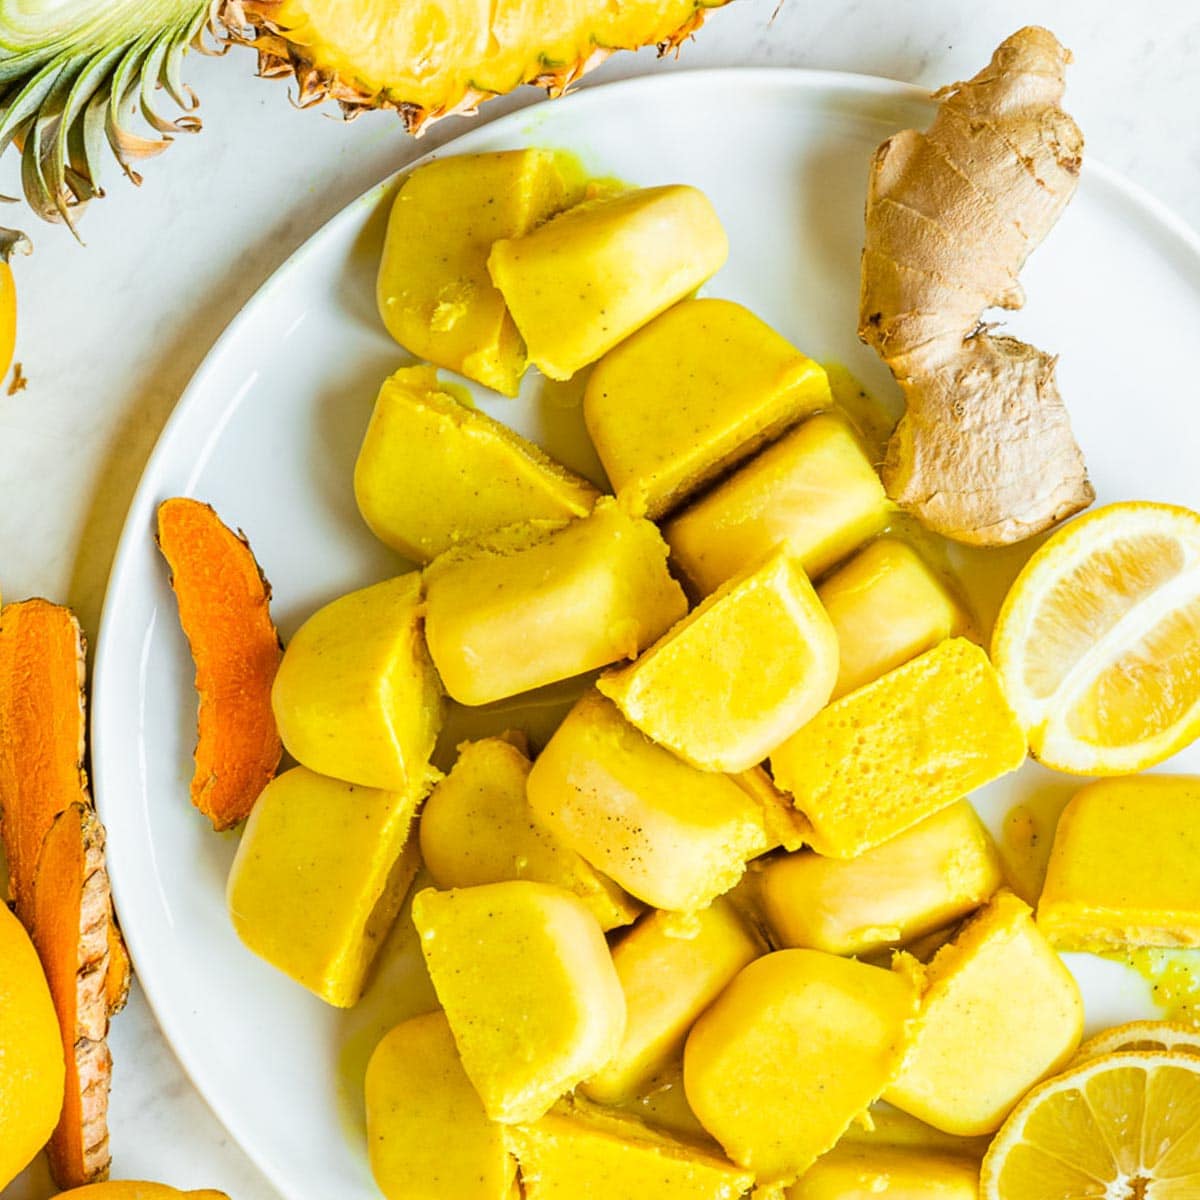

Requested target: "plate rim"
[{"left": 90, "top": 64, "right": 1200, "bottom": 1198}]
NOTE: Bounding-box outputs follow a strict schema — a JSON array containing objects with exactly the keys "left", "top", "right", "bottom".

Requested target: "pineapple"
[{"left": 0, "top": 0, "right": 732, "bottom": 230}]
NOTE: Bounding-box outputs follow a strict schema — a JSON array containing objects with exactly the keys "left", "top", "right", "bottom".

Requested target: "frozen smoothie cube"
[
  {"left": 1038, "top": 775, "right": 1200, "bottom": 949},
  {"left": 513, "top": 1104, "right": 754, "bottom": 1200},
  {"left": 377, "top": 150, "right": 577, "bottom": 395},
  {"left": 786, "top": 1144, "right": 979, "bottom": 1199},
  {"left": 759, "top": 803, "right": 1002, "bottom": 957},
  {"left": 885, "top": 891, "right": 1083, "bottom": 1136},
  {"left": 770, "top": 639, "right": 1026, "bottom": 858},
  {"left": 271, "top": 573, "right": 443, "bottom": 791},
  {"left": 365, "top": 1010, "right": 516, "bottom": 1200},
  {"left": 585, "top": 299, "right": 831, "bottom": 519},
  {"left": 227, "top": 766, "right": 425, "bottom": 1006},
  {"left": 355, "top": 365, "right": 598, "bottom": 562},
  {"left": 526, "top": 691, "right": 772, "bottom": 911},
  {"left": 488, "top": 184, "right": 728, "bottom": 380},
  {"left": 582, "top": 900, "right": 762, "bottom": 1104},
  {"left": 684, "top": 950, "right": 917, "bottom": 1183},
  {"left": 666, "top": 414, "right": 888, "bottom": 595},
  {"left": 419, "top": 736, "right": 640, "bottom": 931},
  {"left": 818, "top": 539, "right": 969, "bottom": 699},
  {"left": 412, "top": 881, "right": 626, "bottom": 1123},
  {"left": 423, "top": 498, "right": 687, "bottom": 706},
  {"left": 599, "top": 550, "right": 838, "bottom": 773}
]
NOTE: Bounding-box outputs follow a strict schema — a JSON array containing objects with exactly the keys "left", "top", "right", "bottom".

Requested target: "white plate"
[{"left": 93, "top": 68, "right": 1200, "bottom": 1199}]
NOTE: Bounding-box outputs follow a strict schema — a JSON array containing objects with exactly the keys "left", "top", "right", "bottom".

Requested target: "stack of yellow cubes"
[{"left": 221, "top": 152, "right": 1098, "bottom": 1200}]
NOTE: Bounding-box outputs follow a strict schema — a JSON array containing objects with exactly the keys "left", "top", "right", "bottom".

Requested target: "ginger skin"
[{"left": 860, "top": 26, "right": 1094, "bottom": 546}]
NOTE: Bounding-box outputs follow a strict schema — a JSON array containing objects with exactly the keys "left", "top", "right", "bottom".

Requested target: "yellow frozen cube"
[
  {"left": 770, "top": 639, "right": 1026, "bottom": 858},
  {"left": 818, "top": 539, "right": 969, "bottom": 700},
  {"left": 227, "top": 766, "right": 425, "bottom": 1006},
  {"left": 412, "top": 881, "right": 626, "bottom": 1123},
  {"left": 526, "top": 691, "right": 772, "bottom": 911},
  {"left": 1038, "top": 775, "right": 1200, "bottom": 949},
  {"left": 419, "top": 736, "right": 640, "bottom": 931},
  {"left": 665, "top": 414, "right": 888, "bottom": 595},
  {"left": 365, "top": 1010, "right": 515, "bottom": 1200},
  {"left": 758, "top": 803, "right": 1002, "bottom": 957},
  {"left": 786, "top": 1144, "right": 979, "bottom": 1199},
  {"left": 377, "top": 150, "right": 576, "bottom": 395},
  {"left": 599, "top": 549, "right": 838, "bottom": 773},
  {"left": 423, "top": 498, "right": 687, "bottom": 706},
  {"left": 684, "top": 949, "right": 917, "bottom": 1183},
  {"left": 488, "top": 184, "right": 728, "bottom": 380},
  {"left": 586, "top": 298, "right": 831, "bottom": 519},
  {"left": 354, "top": 365, "right": 598, "bottom": 562},
  {"left": 271, "top": 573, "right": 443, "bottom": 791},
  {"left": 513, "top": 1104, "right": 753, "bottom": 1200},
  {"left": 582, "top": 900, "right": 762, "bottom": 1105},
  {"left": 885, "top": 891, "right": 1084, "bottom": 1136}
]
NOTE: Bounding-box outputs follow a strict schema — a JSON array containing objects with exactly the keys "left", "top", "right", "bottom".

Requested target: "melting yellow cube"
[
  {"left": 598, "top": 549, "right": 839, "bottom": 773},
  {"left": 354, "top": 366, "right": 598, "bottom": 562},
  {"left": 758, "top": 802, "right": 1002, "bottom": 957},
  {"left": 412, "top": 881, "right": 626, "bottom": 1123},
  {"left": 526, "top": 691, "right": 772, "bottom": 911},
  {"left": 1038, "top": 775, "right": 1200, "bottom": 949},
  {"left": 423, "top": 498, "right": 687, "bottom": 706},
  {"left": 818, "top": 539, "right": 970, "bottom": 700},
  {"left": 365, "top": 1010, "right": 516, "bottom": 1200},
  {"left": 377, "top": 150, "right": 577, "bottom": 395},
  {"left": 488, "top": 184, "right": 728, "bottom": 380},
  {"left": 419, "top": 736, "right": 640, "bottom": 931},
  {"left": 582, "top": 900, "right": 762, "bottom": 1105},
  {"left": 683, "top": 949, "right": 917, "bottom": 1183},
  {"left": 885, "top": 891, "right": 1083, "bottom": 1136},
  {"left": 512, "top": 1103, "right": 753, "bottom": 1200},
  {"left": 665, "top": 413, "right": 888, "bottom": 595},
  {"left": 227, "top": 766, "right": 425, "bottom": 1007},
  {"left": 271, "top": 573, "right": 443, "bottom": 791},
  {"left": 785, "top": 1144, "right": 979, "bottom": 1199},
  {"left": 770, "top": 638, "right": 1026, "bottom": 858},
  {"left": 585, "top": 298, "right": 831, "bottom": 519}
]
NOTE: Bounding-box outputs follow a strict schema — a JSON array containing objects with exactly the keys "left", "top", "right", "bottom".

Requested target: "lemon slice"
[
  {"left": 1075, "top": 1020, "right": 1200, "bottom": 1063},
  {"left": 981, "top": 1050, "right": 1200, "bottom": 1199},
  {"left": 992, "top": 502, "right": 1200, "bottom": 774}
]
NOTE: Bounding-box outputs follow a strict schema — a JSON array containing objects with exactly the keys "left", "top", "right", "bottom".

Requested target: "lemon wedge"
[
  {"left": 992, "top": 502, "right": 1200, "bottom": 774},
  {"left": 981, "top": 1050, "right": 1200, "bottom": 1199},
  {"left": 1074, "top": 1020, "right": 1200, "bottom": 1064}
]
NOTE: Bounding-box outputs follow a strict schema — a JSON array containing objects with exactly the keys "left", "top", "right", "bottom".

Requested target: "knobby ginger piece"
[
  {"left": 859, "top": 27, "right": 1093, "bottom": 545},
  {"left": 157, "top": 498, "right": 284, "bottom": 829},
  {"left": 33, "top": 803, "right": 116, "bottom": 1188}
]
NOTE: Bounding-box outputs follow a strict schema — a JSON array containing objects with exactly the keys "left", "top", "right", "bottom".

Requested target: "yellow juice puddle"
[
  {"left": 1107, "top": 948, "right": 1200, "bottom": 1025},
  {"left": 997, "top": 781, "right": 1078, "bottom": 905},
  {"left": 439, "top": 378, "right": 476, "bottom": 410}
]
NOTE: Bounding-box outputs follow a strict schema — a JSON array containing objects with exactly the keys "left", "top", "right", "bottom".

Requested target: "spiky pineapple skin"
[{"left": 218, "top": 0, "right": 735, "bottom": 133}]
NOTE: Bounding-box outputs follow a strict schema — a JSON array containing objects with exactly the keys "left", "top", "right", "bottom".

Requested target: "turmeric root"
[
  {"left": 156, "top": 498, "right": 284, "bottom": 830},
  {"left": 860, "top": 26, "right": 1094, "bottom": 546},
  {"left": 0, "top": 600, "right": 119, "bottom": 1187},
  {"left": 33, "top": 803, "right": 115, "bottom": 1188}
]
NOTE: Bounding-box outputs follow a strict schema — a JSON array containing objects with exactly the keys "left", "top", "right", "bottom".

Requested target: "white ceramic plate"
[{"left": 93, "top": 68, "right": 1200, "bottom": 1199}]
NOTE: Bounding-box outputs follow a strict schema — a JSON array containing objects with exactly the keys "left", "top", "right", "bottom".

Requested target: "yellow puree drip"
[{"left": 1109, "top": 949, "right": 1200, "bottom": 1025}]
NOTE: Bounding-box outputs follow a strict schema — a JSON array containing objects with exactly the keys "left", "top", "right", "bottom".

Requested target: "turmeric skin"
[
  {"left": 156, "top": 498, "right": 284, "bottom": 830},
  {"left": 33, "top": 803, "right": 115, "bottom": 1188},
  {"left": 860, "top": 27, "right": 1093, "bottom": 546}
]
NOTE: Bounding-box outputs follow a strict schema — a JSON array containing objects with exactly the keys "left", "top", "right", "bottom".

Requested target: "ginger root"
[{"left": 860, "top": 26, "right": 1094, "bottom": 546}]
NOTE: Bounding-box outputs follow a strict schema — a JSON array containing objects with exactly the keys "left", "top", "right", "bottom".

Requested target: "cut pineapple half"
[
  {"left": 1075, "top": 1020, "right": 1200, "bottom": 1064},
  {"left": 992, "top": 501, "right": 1200, "bottom": 774},
  {"left": 981, "top": 1050, "right": 1200, "bottom": 1200}
]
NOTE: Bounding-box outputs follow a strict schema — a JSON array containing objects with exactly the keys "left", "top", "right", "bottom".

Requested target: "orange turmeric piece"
[
  {"left": 105, "top": 923, "right": 131, "bottom": 1016},
  {"left": 0, "top": 599, "right": 90, "bottom": 926},
  {"left": 33, "top": 802, "right": 115, "bottom": 1188},
  {"left": 156, "top": 498, "right": 284, "bottom": 830}
]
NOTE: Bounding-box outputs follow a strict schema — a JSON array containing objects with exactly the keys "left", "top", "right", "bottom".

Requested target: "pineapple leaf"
[{"left": 0, "top": 0, "right": 210, "bottom": 230}]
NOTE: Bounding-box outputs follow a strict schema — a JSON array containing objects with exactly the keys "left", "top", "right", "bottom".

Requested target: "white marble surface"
[{"left": 3, "top": 1, "right": 1198, "bottom": 1196}]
